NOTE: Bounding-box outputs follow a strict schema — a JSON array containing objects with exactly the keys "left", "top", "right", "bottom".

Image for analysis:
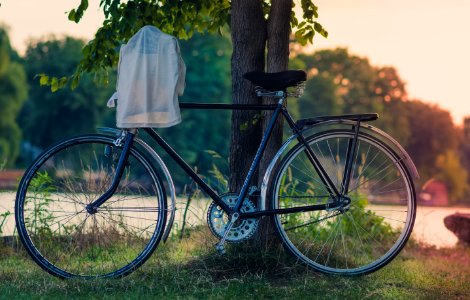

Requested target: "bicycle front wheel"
[
  {"left": 15, "top": 134, "right": 167, "bottom": 278},
  {"left": 271, "top": 129, "right": 416, "bottom": 275}
]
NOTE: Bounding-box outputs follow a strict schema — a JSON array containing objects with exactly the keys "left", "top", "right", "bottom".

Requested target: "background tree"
[
  {"left": 0, "top": 27, "right": 27, "bottom": 167},
  {"left": 293, "top": 48, "right": 410, "bottom": 144},
  {"left": 374, "top": 67, "right": 410, "bottom": 145},
  {"left": 460, "top": 118, "right": 470, "bottom": 199},
  {"left": 434, "top": 150, "right": 469, "bottom": 202},
  {"left": 292, "top": 48, "right": 469, "bottom": 202},
  {"left": 404, "top": 100, "right": 460, "bottom": 180},
  {"left": 154, "top": 32, "right": 232, "bottom": 190},
  {"left": 296, "top": 48, "right": 383, "bottom": 115},
  {"left": 16, "top": 32, "right": 233, "bottom": 191},
  {"left": 18, "top": 37, "right": 114, "bottom": 164}
]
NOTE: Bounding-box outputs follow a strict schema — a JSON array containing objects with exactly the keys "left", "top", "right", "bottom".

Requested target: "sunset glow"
[{"left": 0, "top": 0, "right": 469, "bottom": 124}]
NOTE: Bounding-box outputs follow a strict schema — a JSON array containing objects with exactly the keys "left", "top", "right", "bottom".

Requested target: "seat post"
[{"left": 255, "top": 88, "right": 286, "bottom": 98}]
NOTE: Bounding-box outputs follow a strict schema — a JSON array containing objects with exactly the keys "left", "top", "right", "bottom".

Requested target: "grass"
[{"left": 0, "top": 236, "right": 468, "bottom": 300}]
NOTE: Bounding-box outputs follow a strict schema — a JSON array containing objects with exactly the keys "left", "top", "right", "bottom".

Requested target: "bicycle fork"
[{"left": 85, "top": 130, "right": 136, "bottom": 214}]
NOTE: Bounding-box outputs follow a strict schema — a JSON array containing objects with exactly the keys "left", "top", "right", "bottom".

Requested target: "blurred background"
[{"left": 0, "top": 0, "right": 469, "bottom": 247}]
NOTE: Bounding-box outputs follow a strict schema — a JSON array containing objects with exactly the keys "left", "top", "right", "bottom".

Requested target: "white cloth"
[{"left": 108, "top": 25, "right": 186, "bottom": 128}]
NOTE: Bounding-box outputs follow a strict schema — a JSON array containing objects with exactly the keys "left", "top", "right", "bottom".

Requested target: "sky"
[{"left": 0, "top": 0, "right": 469, "bottom": 125}]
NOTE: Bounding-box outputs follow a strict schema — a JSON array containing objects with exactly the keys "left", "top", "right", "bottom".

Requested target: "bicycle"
[{"left": 15, "top": 70, "right": 418, "bottom": 278}]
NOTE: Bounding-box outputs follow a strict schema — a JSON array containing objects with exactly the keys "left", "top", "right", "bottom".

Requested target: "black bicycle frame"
[
  {"left": 145, "top": 101, "right": 347, "bottom": 219},
  {"left": 88, "top": 101, "right": 361, "bottom": 218}
]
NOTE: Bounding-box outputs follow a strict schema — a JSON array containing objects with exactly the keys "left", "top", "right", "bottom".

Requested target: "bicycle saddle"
[{"left": 243, "top": 70, "right": 306, "bottom": 91}]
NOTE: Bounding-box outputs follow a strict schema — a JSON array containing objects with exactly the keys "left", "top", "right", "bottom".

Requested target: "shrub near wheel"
[
  {"left": 270, "top": 130, "right": 416, "bottom": 276},
  {"left": 15, "top": 135, "right": 167, "bottom": 278}
]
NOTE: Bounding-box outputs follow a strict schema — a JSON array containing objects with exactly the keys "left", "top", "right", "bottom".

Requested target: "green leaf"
[
  {"left": 71, "top": 0, "right": 89, "bottom": 23},
  {"left": 314, "top": 22, "right": 328, "bottom": 38},
  {"left": 50, "top": 77, "right": 59, "bottom": 92},
  {"left": 38, "top": 74, "right": 49, "bottom": 86},
  {"left": 68, "top": 9, "right": 76, "bottom": 22},
  {"left": 71, "top": 75, "right": 80, "bottom": 90},
  {"left": 312, "top": 4, "right": 319, "bottom": 18},
  {"left": 306, "top": 30, "right": 315, "bottom": 43},
  {"left": 205, "top": 150, "right": 222, "bottom": 159},
  {"left": 58, "top": 77, "right": 68, "bottom": 89}
]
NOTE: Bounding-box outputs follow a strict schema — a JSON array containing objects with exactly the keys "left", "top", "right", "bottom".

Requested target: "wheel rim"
[
  {"left": 273, "top": 131, "right": 415, "bottom": 274},
  {"left": 17, "top": 137, "right": 165, "bottom": 278}
]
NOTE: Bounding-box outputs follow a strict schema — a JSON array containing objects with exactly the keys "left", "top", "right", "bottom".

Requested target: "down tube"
[{"left": 143, "top": 128, "right": 231, "bottom": 213}]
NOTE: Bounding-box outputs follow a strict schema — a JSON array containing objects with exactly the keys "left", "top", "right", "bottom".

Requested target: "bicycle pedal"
[{"left": 215, "top": 242, "right": 226, "bottom": 255}]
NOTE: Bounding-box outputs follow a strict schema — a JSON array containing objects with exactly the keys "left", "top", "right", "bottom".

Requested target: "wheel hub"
[
  {"left": 85, "top": 204, "right": 98, "bottom": 214},
  {"left": 338, "top": 195, "right": 351, "bottom": 213},
  {"left": 326, "top": 195, "right": 351, "bottom": 213}
]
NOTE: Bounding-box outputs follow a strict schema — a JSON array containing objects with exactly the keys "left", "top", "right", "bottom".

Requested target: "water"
[
  {"left": 1, "top": 192, "right": 469, "bottom": 248},
  {"left": 413, "top": 206, "right": 470, "bottom": 247},
  {"left": 0, "top": 192, "right": 16, "bottom": 236}
]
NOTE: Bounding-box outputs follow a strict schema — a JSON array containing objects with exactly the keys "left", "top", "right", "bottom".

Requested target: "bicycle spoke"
[
  {"left": 273, "top": 131, "right": 415, "bottom": 275},
  {"left": 283, "top": 211, "right": 340, "bottom": 231},
  {"left": 349, "top": 205, "right": 407, "bottom": 224}
]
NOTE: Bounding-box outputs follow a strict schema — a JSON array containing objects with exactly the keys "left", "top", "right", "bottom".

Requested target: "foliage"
[
  {"left": 295, "top": 49, "right": 384, "bottom": 114},
  {"left": 404, "top": 100, "right": 460, "bottom": 180},
  {"left": 374, "top": 67, "right": 411, "bottom": 145},
  {"left": 0, "top": 27, "right": 28, "bottom": 167},
  {"left": 26, "top": 172, "right": 55, "bottom": 236},
  {"left": 0, "top": 157, "right": 12, "bottom": 237},
  {"left": 0, "top": 160, "right": 9, "bottom": 238},
  {"left": 0, "top": 210, "right": 10, "bottom": 237},
  {"left": 39, "top": 0, "right": 326, "bottom": 90},
  {"left": 291, "top": 48, "right": 468, "bottom": 200},
  {"left": 279, "top": 172, "right": 398, "bottom": 265},
  {"left": 292, "top": 48, "right": 409, "bottom": 143},
  {"left": 206, "top": 150, "right": 229, "bottom": 193},
  {"left": 16, "top": 32, "right": 232, "bottom": 191},
  {"left": 147, "top": 32, "right": 232, "bottom": 190},
  {"left": 460, "top": 122, "right": 470, "bottom": 199},
  {"left": 435, "top": 150, "right": 469, "bottom": 202},
  {"left": 18, "top": 37, "right": 115, "bottom": 160}
]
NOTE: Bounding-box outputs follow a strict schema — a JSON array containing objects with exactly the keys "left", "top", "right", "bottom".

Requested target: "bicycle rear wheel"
[
  {"left": 271, "top": 129, "right": 416, "bottom": 275},
  {"left": 15, "top": 134, "right": 167, "bottom": 278}
]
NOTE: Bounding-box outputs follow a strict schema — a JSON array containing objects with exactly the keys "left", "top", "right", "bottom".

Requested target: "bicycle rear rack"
[{"left": 296, "top": 113, "right": 378, "bottom": 130}]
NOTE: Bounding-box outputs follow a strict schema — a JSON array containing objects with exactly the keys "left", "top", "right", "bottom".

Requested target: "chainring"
[{"left": 207, "top": 193, "right": 259, "bottom": 243}]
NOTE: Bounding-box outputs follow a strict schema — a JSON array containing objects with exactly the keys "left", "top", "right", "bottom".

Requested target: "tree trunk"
[
  {"left": 229, "top": 0, "right": 267, "bottom": 192},
  {"left": 254, "top": 0, "right": 293, "bottom": 246},
  {"left": 259, "top": 0, "right": 293, "bottom": 181},
  {"left": 229, "top": 0, "right": 293, "bottom": 249}
]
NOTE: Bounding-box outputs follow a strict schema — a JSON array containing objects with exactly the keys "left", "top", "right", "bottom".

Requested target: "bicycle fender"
[
  {"left": 260, "top": 134, "right": 298, "bottom": 212},
  {"left": 357, "top": 122, "right": 419, "bottom": 179},
  {"left": 260, "top": 120, "right": 419, "bottom": 212},
  {"left": 97, "top": 127, "right": 177, "bottom": 242}
]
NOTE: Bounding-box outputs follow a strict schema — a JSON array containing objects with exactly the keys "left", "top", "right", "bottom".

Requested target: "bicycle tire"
[
  {"left": 15, "top": 134, "right": 167, "bottom": 278},
  {"left": 270, "top": 129, "right": 416, "bottom": 276}
]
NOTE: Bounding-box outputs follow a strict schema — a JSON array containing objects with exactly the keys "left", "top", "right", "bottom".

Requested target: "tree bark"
[
  {"left": 254, "top": 0, "right": 293, "bottom": 247},
  {"left": 229, "top": 0, "right": 293, "bottom": 249},
  {"left": 229, "top": 0, "right": 267, "bottom": 192},
  {"left": 260, "top": 0, "right": 293, "bottom": 182}
]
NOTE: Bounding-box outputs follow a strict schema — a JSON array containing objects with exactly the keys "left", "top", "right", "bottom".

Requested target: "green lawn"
[{"left": 0, "top": 240, "right": 468, "bottom": 299}]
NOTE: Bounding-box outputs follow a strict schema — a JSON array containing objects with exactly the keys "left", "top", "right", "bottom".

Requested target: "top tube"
[{"left": 179, "top": 102, "right": 277, "bottom": 110}]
